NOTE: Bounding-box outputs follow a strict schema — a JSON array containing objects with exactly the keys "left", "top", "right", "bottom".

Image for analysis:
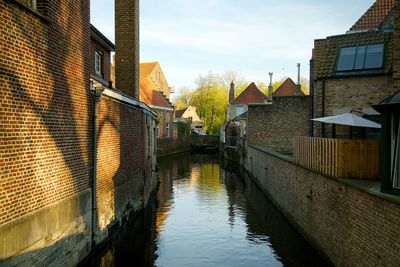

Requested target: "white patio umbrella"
[{"left": 311, "top": 113, "right": 381, "bottom": 129}]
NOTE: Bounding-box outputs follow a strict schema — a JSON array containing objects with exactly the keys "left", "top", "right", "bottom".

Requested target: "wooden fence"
[{"left": 293, "top": 136, "right": 380, "bottom": 179}]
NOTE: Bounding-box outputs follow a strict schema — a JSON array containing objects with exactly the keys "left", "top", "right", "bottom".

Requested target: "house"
[
  {"left": 140, "top": 62, "right": 172, "bottom": 99},
  {"left": 90, "top": 24, "right": 115, "bottom": 87},
  {"left": 311, "top": 0, "right": 396, "bottom": 138},
  {"left": 227, "top": 82, "right": 267, "bottom": 121},
  {"left": 140, "top": 62, "right": 174, "bottom": 138},
  {"left": 0, "top": 1, "right": 157, "bottom": 266},
  {"left": 175, "top": 105, "right": 204, "bottom": 133},
  {"left": 273, "top": 78, "right": 304, "bottom": 97}
]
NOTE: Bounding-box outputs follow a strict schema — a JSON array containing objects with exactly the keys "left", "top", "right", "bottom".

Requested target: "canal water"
[{"left": 83, "top": 153, "right": 327, "bottom": 267}]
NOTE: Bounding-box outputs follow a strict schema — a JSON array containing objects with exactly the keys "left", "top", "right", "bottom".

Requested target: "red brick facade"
[
  {"left": 96, "top": 96, "right": 156, "bottom": 238},
  {"left": 0, "top": 0, "right": 92, "bottom": 225},
  {"left": 0, "top": 0, "right": 157, "bottom": 265}
]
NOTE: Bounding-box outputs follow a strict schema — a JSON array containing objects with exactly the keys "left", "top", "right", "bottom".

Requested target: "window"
[
  {"left": 28, "top": 0, "right": 37, "bottom": 9},
  {"left": 95, "top": 51, "right": 102, "bottom": 77},
  {"left": 166, "top": 123, "right": 170, "bottom": 138},
  {"left": 147, "top": 126, "right": 151, "bottom": 157},
  {"left": 236, "top": 105, "right": 245, "bottom": 117},
  {"left": 336, "top": 44, "right": 384, "bottom": 73},
  {"left": 156, "top": 125, "right": 160, "bottom": 138}
]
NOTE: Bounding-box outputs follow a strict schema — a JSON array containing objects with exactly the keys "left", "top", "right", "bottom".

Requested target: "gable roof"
[
  {"left": 313, "top": 31, "right": 393, "bottom": 79},
  {"left": 233, "top": 82, "right": 266, "bottom": 104},
  {"left": 175, "top": 107, "right": 188, "bottom": 118},
  {"left": 273, "top": 78, "right": 303, "bottom": 97},
  {"left": 140, "top": 62, "right": 159, "bottom": 78},
  {"left": 90, "top": 24, "right": 115, "bottom": 51},
  {"left": 350, "top": 0, "right": 395, "bottom": 31},
  {"left": 140, "top": 77, "right": 173, "bottom": 110}
]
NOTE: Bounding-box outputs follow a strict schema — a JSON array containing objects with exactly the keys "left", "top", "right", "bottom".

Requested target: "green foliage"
[
  {"left": 172, "top": 70, "right": 311, "bottom": 135},
  {"left": 176, "top": 120, "right": 190, "bottom": 137}
]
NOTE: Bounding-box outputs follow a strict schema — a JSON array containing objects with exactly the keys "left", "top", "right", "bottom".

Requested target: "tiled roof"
[
  {"left": 273, "top": 78, "right": 303, "bottom": 97},
  {"left": 175, "top": 108, "right": 188, "bottom": 118},
  {"left": 233, "top": 82, "right": 266, "bottom": 104},
  {"left": 140, "top": 77, "right": 173, "bottom": 109},
  {"left": 313, "top": 31, "right": 393, "bottom": 79},
  {"left": 350, "top": 0, "right": 395, "bottom": 31},
  {"left": 140, "top": 62, "right": 158, "bottom": 78}
]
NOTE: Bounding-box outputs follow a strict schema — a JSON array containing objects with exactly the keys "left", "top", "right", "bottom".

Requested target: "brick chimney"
[
  {"left": 229, "top": 81, "right": 235, "bottom": 104},
  {"left": 115, "top": 0, "right": 139, "bottom": 99}
]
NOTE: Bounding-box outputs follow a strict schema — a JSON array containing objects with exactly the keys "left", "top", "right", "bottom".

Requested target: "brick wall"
[
  {"left": 0, "top": 1, "right": 157, "bottom": 265},
  {"left": 115, "top": 0, "right": 139, "bottom": 99},
  {"left": 96, "top": 96, "right": 156, "bottom": 242},
  {"left": 90, "top": 36, "right": 112, "bottom": 83},
  {"left": 0, "top": 0, "right": 92, "bottom": 265},
  {"left": 313, "top": 76, "right": 393, "bottom": 137},
  {"left": 247, "top": 96, "right": 312, "bottom": 154},
  {"left": 0, "top": 0, "right": 91, "bottom": 226},
  {"left": 245, "top": 145, "right": 400, "bottom": 266}
]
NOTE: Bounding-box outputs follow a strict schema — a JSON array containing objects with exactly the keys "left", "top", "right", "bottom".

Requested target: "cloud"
[{"left": 92, "top": 0, "right": 376, "bottom": 88}]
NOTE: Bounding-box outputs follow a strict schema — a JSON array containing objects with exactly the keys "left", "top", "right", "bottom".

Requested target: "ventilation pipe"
[
  {"left": 296, "top": 63, "right": 301, "bottom": 95},
  {"left": 268, "top": 72, "right": 273, "bottom": 102}
]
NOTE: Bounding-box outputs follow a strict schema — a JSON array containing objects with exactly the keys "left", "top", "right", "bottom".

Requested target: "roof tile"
[
  {"left": 350, "top": 0, "right": 395, "bottom": 31},
  {"left": 314, "top": 31, "right": 393, "bottom": 78},
  {"left": 233, "top": 82, "right": 266, "bottom": 104},
  {"left": 273, "top": 78, "right": 303, "bottom": 97}
]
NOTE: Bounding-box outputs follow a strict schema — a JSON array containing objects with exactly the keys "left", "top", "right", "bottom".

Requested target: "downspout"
[
  {"left": 322, "top": 79, "right": 326, "bottom": 137},
  {"left": 311, "top": 82, "right": 314, "bottom": 137},
  {"left": 91, "top": 82, "right": 104, "bottom": 246}
]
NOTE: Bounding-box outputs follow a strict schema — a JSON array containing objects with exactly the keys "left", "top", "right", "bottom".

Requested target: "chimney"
[
  {"left": 296, "top": 63, "right": 302, "bottom": 96},
  {"left": 268, "top": 72, "right": 273, "bottom": 102},
  {"left": 115, "top": 0, "right": 139, "bottom": 99},
  {"left": 229, "top": 81, "right": 235, "bottom": 104}
]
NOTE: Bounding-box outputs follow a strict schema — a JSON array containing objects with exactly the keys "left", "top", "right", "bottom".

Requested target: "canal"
[{"left": 83, "top": 153, "right": 327, "bottom": 266}]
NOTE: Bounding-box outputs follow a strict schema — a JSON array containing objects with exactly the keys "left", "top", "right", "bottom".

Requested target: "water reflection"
[{"left": 82, "top": 153, "right": 327, "bottom": 267}]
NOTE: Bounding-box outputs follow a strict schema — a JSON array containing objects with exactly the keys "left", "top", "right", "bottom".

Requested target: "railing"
[{"left": 293, "top": 136, "right": 380, "bottom": 179}]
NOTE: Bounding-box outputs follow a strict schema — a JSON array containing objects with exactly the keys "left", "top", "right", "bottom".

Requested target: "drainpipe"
[
  {"left": 91, "top": 82, "right": 104, "bottom": 246},
  {"left": 321, "top": 79, "right": 326, "bottom": 137}
]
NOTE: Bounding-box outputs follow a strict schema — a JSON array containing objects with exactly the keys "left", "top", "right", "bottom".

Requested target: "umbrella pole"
[
  {"left": 350, "top": 126, "right": 353, "bottom": 139},
  {"left": 333, "top": 124, "right": 336, "bottom": 138}
]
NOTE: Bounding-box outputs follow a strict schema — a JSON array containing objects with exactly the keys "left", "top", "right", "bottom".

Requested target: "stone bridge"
[{"left": 190, "top": 134, "right": 220, "bottom": 152}]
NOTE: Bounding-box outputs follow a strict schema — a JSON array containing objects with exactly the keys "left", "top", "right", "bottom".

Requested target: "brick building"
[
  {"left": 311, "top": 0, "right": 396, "bottom": 138},
  {"left": 227, "top": 82, "right": 267, "bottom": 121},
  {"left": 139, "top": 62, "right": 174, "bottom": 139},
  {"left": 174, "top": 105, "right": 204, "bottom": 133},
  {"left": 0, "top": 0, "right": 157, "bottom": 266},
  {"left": 273, "top": 78, "right": 304, "bottom": 97}
]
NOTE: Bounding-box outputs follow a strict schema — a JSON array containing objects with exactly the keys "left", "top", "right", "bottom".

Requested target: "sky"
[{"left": 91, "top": 0, "right": 375, "bottom": 97}]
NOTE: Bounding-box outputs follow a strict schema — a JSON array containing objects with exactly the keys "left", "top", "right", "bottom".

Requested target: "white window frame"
[
  {"left": 28, "top": 0, "right": 37, "bottom": 9},
  {"left": 95, "top": 51, "right": 102, "bottom": 77}
]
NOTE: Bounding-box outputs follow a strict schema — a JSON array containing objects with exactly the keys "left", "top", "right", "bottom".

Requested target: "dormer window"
[
  {"left": 336, "top": 44, "right": 384, "bottom": 74},
  {"left": 95, "top": 51, "right": 102, "bottom": 77}
]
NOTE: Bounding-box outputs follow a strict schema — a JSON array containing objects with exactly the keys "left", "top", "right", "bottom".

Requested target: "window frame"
[
  {"left": 28, "top": 0, "right": 37, "bottom": 9},
  {"left": 166, "top": 123, "right": 170, "bottom": 138},
  {"left": 95, "top": 50, "right": 103, "bottom": 77},
  {"left": 335, "top": 43, "right": 385, "bottom": 75}
]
